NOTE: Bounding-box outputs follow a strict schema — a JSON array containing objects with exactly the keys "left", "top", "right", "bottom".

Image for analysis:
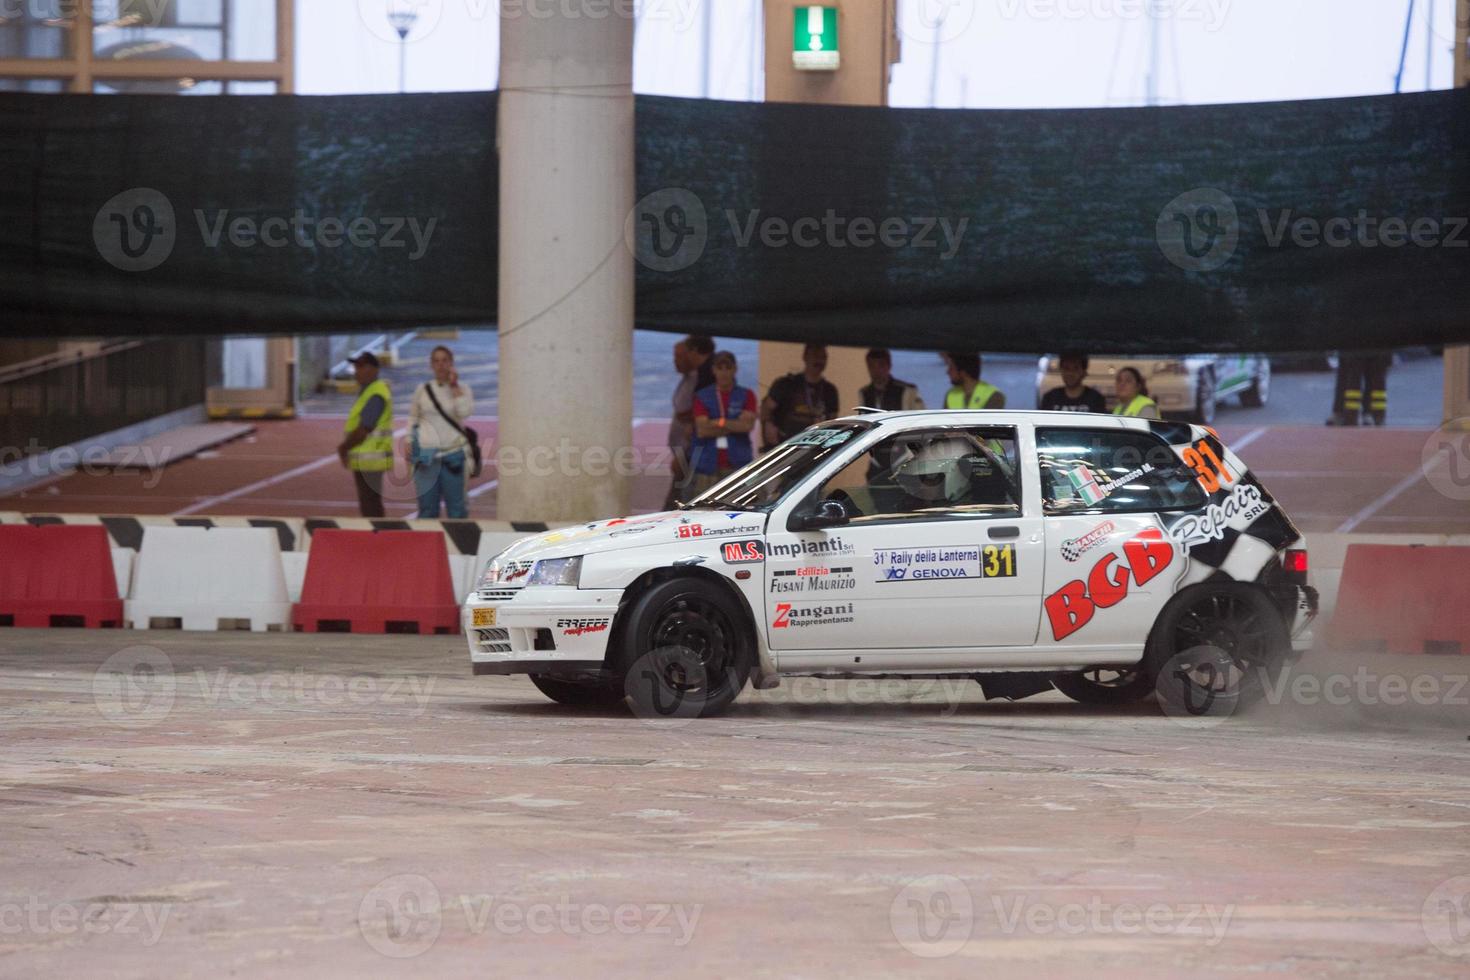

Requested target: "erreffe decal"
[{"left": 1043, "top": 528, "right": 1175, "bottom": 641}]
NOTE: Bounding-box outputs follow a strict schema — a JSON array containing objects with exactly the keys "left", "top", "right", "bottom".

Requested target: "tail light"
[{"left": 1282, "top": 548, "right": 1309, "bottom": 583}]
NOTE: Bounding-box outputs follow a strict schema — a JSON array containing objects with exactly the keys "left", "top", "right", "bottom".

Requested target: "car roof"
[{"left": 837, "top": 408, "right": 1135, "bottom": 427}]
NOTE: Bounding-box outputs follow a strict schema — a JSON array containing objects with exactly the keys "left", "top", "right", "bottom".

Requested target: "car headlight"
[
  {"left": 477, "top": 556, "right": 505, "bottom": 589},
  {"left": 527, "top": 556, "right": 582, "bottom": 588}
]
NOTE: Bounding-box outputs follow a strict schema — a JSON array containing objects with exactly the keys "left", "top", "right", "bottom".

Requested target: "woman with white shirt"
[{"left": 405, "top": 345, "right": 475, "bottom": 518}]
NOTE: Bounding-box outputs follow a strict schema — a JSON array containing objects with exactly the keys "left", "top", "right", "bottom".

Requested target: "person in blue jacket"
[{"left": 689, "top": 350, "right": 758, "bottom": 497}]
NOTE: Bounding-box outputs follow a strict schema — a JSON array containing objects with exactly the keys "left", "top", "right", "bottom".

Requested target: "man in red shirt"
[{"left": 690, "top": 351, "right": 758, "bottom": 496}]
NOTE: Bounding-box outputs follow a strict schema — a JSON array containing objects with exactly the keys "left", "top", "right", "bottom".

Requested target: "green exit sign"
[{"left": 793, "top": 5, "right": 839, "bottom": 71}]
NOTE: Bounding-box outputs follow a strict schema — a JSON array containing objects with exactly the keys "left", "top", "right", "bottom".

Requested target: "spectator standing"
[
  {"left": 406, "top": 345, "right": 475, "bottom": 519},
  {"left": 690, "top": 351, "right": 758, "bottom": 494},
  {"left": 761, "top": 343, "right": 839, "bottom": 450},
  {"left": 1112, "top": 366, "right": 1160, "bottom": 419},
  {"left": 665, "top": 335, "right": 714, "bottom": 509},
  {"left": 943, "top": 352, "right": 1006, "bottom": 409},
  {"left": 859, "top": 348, "right": 926, "bottom": 412},
  {"left": 337, "top": 352, "right": 393, "bottom": 518},
  {"left": 1041, "top": 352, "right": 1107, "bottom": 413},
  {"left": 1327, "top": 350, "right": 1391, "bottom": 426}
]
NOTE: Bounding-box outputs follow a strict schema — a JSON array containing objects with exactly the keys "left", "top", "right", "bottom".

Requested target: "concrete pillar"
[
  {"left": 497, "top": 12, "right": 634, "bottom": 521},
  {"left": 1447, "top": 1, "right": 1470, "bottom": 424},
  {"left": 758, "top": 1, "right": 900, "bottom": 416}
]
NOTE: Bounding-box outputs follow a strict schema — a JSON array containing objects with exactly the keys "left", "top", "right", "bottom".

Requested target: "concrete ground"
[{"left": 2, "top": 631, "right": 1467, "bottom": 977}]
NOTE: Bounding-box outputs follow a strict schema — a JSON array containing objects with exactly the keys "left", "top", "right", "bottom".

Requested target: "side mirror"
[{"left": 789, "top": 499, "right": 849, "bottom": 532}]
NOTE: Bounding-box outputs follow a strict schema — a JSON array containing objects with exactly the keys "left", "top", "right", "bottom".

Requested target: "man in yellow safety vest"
[
  {"left": 943, "top": 352, "right": 1005, "bottom": 410},
  {"left": 337, "top": 352, "right": 394, "bottom": 517}
]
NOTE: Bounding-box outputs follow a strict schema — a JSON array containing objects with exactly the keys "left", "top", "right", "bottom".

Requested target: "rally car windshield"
[{"left": 683, "top": 422, "right": 873, "bottom": 513}]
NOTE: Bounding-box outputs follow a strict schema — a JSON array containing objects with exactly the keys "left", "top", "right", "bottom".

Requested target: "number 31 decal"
[
  {"left": 982, "top": 544, "right": 1016, "bottom": 578},
  {"left": 1181, "top": 439, "right": 1233, "bottom": 494}
]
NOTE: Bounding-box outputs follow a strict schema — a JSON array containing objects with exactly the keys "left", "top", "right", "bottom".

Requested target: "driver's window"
[{"left": 816, "top": 427, "right": 1022, "bottom": 524}]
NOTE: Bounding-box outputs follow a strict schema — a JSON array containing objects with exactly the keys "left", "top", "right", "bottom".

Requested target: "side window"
[
  {"left": 1036, "top": 428, "right": 1205, "bottom": 514},
  {"left": 816, "top": 427, "right": 1022, "bottom": 524}
]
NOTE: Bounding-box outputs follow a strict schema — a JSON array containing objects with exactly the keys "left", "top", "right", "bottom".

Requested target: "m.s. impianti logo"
[
  {"left": 772, "top": 602, "right": 855, "bottom": 629},
  {"left": 721, "top": 539, "right": 765, "bottom": 564},
  {"left": 1043, "top": 529, "right": 1175, "bottom": 641}
]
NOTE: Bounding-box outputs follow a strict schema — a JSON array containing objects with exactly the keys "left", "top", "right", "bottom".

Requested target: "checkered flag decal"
[{"left": 1146, "top": 421, "right": 1302, "bottom": 586}]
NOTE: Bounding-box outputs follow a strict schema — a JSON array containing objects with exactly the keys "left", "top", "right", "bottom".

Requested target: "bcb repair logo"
[{"left": 93, "top": 187, "right": 177, "bottom": 272}]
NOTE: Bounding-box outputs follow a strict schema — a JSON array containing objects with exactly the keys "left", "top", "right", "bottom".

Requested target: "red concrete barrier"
[
  {"left": 0, "top": 525, "right": 123, "bottom": 628},
  {"left": 1328, "top": 544, "right": 1470, "bottom": 655},
  {"left": 292, "top": 529, "right": 459, "bottom": 635}
]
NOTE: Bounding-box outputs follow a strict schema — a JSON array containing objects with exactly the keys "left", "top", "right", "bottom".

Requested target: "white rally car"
[{"left": 465, "top": 410, "right": 1316, "bottom": 717}]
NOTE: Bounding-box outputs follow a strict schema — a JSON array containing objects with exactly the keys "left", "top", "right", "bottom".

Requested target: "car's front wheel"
[
  {"left": 1053, "top": 667, "right": 1153, "bottom": 705},
  {"left": 529, "top": 675, "right": 625, "bottom": 708},
  {"left": 618, "top": 577, "right": 753, "bottom": 719}
]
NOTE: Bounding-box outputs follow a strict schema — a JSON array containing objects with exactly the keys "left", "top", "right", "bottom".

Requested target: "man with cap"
[{"left": 337, "top": 351, "right": 394, "bottom": 517}]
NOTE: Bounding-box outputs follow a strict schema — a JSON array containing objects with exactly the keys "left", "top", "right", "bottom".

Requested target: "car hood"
[{"left": 493, "top": 509, "right": 770, "bottom": 563}]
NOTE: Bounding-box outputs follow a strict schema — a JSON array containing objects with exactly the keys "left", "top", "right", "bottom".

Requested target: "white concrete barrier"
[
  {"left": 126, "top": 526, "right": 291, "bottom": 632},
  {"left": 281, "top": 551, "right": 309, "bottom": 604},
  {"left": 451, "top": 554, "right": 480, "bottom": 602},
  {"left": 111, "top": 548, "right": 134, "bottom": 600}
]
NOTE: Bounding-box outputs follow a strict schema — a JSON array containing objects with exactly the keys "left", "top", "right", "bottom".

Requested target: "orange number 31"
[{"left": 1181, "top": 440, "right": 1233, "bottom": 493}]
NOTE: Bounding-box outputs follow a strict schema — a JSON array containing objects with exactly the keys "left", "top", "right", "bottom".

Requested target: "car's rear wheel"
[
  {"left": 1190, "top": 369, "right": 1217, "bottom": 425},
  {"left": 1240, "top": 361, "right": 1270, "bottom": 408},
  {"left": 1147, "top": 584, "right": 1289, "bottom": 717},
  {"left": 529, "top": 675, "right": 625, "bottom": 708},
  {"left": 1053, "top": 667, "right": 1153, "bottom": 705},
  {"left": 618, "top": 577, "right": 752, "bottom": 719}
]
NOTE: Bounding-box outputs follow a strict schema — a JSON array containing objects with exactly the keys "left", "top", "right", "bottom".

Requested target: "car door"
[
  {"left": 764, "top": 424, "right": 1044, "bottom": 652},
  {"left": 1034, "top": 425, "right": 1206, "bottom": 651}
]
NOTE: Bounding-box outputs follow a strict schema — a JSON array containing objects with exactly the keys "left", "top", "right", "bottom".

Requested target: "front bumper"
[{"left": 463, "top": 586, "right": 623, "bottom": 674}]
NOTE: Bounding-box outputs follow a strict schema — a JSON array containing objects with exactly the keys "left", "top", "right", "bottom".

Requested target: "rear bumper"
[{"left": 1275, "top": 584, "right": 1319, "bottom": 655}]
